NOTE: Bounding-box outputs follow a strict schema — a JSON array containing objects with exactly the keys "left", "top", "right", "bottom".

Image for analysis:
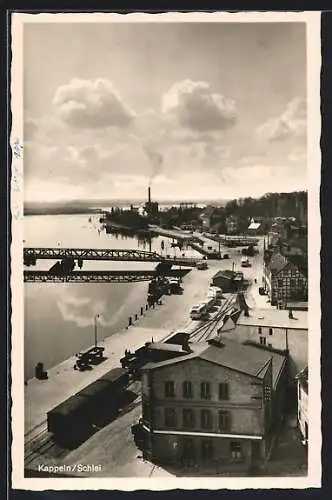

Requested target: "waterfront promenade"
[{"left": 24, "top": 262, "right": 219, "bottom": 436}]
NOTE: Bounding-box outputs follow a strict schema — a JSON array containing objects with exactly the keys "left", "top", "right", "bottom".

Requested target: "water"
[{"left": 24, "top": 214, "right": 201, "bottom": 380}]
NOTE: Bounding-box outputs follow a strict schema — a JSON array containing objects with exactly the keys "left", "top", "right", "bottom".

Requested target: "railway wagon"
[
  {"left": 47, "top": 367, "right": 129, "bottom": 446},
  {"left": 120, "top": 342, "right": 188, "bottom": 378}
]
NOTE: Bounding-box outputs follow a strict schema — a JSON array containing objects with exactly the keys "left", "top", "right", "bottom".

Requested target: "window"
[
  {"left": 278, "top": 279, "right": 283, "bottom": 287},
  {"left": 258, "top": 326, "right": 262, "bottom": 334},
  {"left": 182, "top": 438, "right": 195, "bottom": 459},
  {"left": 230, "top": 441, "right": 243, "bottom": 460},
  {"left": 290, "top": 279, "right": 296, "bottom": 288},
  {"left": 183, "top": 409, "right": 195, "bottom": 429},
  {"left": 298, "top": 409, "right": 301, "bottom": 421},
  {"left": 165, "top": 381, "right": 175, "bottom": 398},
  {"left": 164, "top": 408, "right": 177, "bottom": 428},
  {"left": 260, "top": 336, "right": 266, "bottom": 346},
  {"left": 269, "top": 328, "right": 273, "bottom": 336},
  {"left": 201, "top": 440, "right": 214, "bottom": 460},
  {"left": 201, "top": 382, "right": 211, "bottom": 399},
  {"left": 219, "top": 382, "right": 229, "bottom": 400},
  {"left": 268, "top": 343, "right": 272, "bottom": 349},
  {"left": 218, "top": 410, "right": 231, "bottom": 432},
  {"left": 182, "top": 381, "right": 193, "bottom": 399},
  {"left": 201, "top": 409, "right": 213, "bottom": 430}
]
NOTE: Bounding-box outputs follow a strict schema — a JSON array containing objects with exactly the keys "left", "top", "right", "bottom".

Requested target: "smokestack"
[{"left": 148, "top": 186, "right": 151, "bottom": 204}]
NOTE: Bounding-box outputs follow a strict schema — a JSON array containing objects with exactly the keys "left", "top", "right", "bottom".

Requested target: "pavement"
[
  {"left": 25, "top": 260, "right": 221, "bottom": 436},
  {"left": 24, "top": 238, "right": 272, "bottom": 477}
]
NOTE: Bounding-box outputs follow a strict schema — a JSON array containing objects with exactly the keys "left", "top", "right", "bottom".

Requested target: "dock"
[{"left": 149, "top": 225, "right": 221, "bottom": 259}]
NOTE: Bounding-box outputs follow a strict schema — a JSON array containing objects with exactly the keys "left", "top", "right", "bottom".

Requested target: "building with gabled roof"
[
  {"left": 263, "top": 250, "right": 308, "bottom": 306},
  {"left": 137, "top": 338, "right": 287, "bottom": 473},
  {"left": 219, "top": 308, "right": 307, "bottom": 380}
]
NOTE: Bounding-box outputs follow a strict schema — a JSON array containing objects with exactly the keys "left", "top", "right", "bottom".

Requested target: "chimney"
[{"left": 148, "top": 186, "right": 151, "bottom": 204}]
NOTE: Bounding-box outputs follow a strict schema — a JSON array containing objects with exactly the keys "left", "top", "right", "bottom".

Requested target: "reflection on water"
[{"left": 24, "top": 214, "right": 200, "bottom": 380}]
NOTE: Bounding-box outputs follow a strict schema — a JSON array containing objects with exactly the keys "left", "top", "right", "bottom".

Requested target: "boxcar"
[{"left": 47, "top": 367, "right": 129, "bottom": 446}]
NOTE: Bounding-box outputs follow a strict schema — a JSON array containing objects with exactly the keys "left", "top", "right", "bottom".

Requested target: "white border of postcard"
[{"left": 10, "top": 10, "right": 321, "bottom": 490}]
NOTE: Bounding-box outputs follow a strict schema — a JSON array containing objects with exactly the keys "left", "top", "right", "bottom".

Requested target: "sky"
[{"left": 23, "top": 20, "right": 307, "bottom": 202}]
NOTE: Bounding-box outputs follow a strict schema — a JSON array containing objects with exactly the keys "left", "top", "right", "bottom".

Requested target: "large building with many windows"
[{"left": 139, "top": 339, "right": 287, "bottom": 473}]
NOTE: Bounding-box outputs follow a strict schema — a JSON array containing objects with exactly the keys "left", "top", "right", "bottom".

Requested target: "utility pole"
[{"left": 94, "top": 314, "right": 99, "bottom": 347}]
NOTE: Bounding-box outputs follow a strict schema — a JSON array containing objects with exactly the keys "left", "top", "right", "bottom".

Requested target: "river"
[{"left": 24, "top": 214, "right": 201, "bottom": 380}]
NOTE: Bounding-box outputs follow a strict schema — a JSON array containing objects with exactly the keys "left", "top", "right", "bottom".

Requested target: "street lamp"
[{"left": 94, "top": 314, "right": 100, "bottom": 347}]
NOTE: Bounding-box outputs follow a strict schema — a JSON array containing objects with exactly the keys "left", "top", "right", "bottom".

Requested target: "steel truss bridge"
[
  {"left": 23, "top": 247, "right": 198, "bottom": 267},
  {"left": 24, "top": 269, "right": 191, "bottom": 284}
]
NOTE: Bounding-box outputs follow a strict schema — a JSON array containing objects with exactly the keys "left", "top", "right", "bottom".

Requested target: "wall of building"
[
  {"left": 297, "top": 382, "right": 308, "bottom": 441},
  {"left": 150, "top": 432, "right": 263, "bottom": 470},
  {"left": 144, "top": 358, "right": 267, "bottom": 437}
]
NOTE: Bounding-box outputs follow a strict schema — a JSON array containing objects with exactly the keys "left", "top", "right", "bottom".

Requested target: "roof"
[
  {"left": 248, "top": 222, "right": 261, "bottom": 230},
  {"left": 143, "top": 338, "right": 282, "bottom": 381},
  {"left": 201, "top": 206, "right": 217, "bottom": 218},
  {"left": 266, "top": 252, "right": 288, "bottom": 274},
  {"left": 212, "top": 270, "right": 234, "bottom": 280},
  {"left": 49, "top": 393, "right": 87, "bottom": 416},
  {"left": 271, "top": 352, "right": 287, "bottom": 389},
  {"left": 100, "top": 367, "right": 128, "bottom": 383},
  {"left": 237, "top": 308, "right": 307, "bottom": 330},
  {"left": 296, "top": 366, "right": 308, "bottom": 392}
]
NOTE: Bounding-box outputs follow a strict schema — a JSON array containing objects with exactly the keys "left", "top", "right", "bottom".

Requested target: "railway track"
[
  {"left": 189, "top": 294, "right": 238, "bottom": 343},
  {"left": 24, "top": 382, "right": 141, "bottom": 468}
]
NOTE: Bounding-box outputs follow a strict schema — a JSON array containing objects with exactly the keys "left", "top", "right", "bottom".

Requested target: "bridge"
[
  {"left": 24, "top": 269, "right": 190, "bottom": 284},
  {"left": 23, "top": 247, "right": 198, "bottom": 267}
]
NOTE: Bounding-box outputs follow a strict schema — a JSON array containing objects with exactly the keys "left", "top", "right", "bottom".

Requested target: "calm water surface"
[{"left": 24, "top": 214, "right": 200, "bottom": 379}]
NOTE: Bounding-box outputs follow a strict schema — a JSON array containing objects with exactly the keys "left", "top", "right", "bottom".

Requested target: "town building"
[
  {"left": 263, "top": 250, "right": 308, "bottom": 306},
  {"left": 247, "top": 219, "right": 262, "bottom": 235},
  {"left": 139, "top": 339, "right": 287, "bottom": 473},
  {"left": 296, "top": 366, "right": 308, "bottom": 445},
  {"left": 200, "top": 206, "right": 219, "bottom": 230},
  {"left": 225, "top": 215, "right": 238, "bottom": 235},
  {"left": 220, "top": 308, "right": 307, "bottom": 380},
  {"left": 211, "top": 270, "right": 244, "bottom": 293},
  {"left": 247, "top": 217, "right": 266, "bottom": 235}
]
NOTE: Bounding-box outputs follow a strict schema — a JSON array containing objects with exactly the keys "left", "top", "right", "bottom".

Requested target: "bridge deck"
[
  {"left": 23, "top": 247, "right": 198, "bottom": 267},
  {"left": 24, "top": 269, "right": 191, "bottom": 283}
]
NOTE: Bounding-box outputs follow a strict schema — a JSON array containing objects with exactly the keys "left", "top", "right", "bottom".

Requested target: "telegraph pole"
[{"left": 94, "top": 314, "right": 99, "bottom": 347}]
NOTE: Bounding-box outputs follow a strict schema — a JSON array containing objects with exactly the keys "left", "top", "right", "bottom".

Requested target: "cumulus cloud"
[
  {"left": 162, "top": 79, "right": 238, "bottom": 132},
  {"left": 258, "top": 97, "right": 306, "bottom": 142},
  {"left": 53, "top": 78, "right": 135, "bottom": 129}
]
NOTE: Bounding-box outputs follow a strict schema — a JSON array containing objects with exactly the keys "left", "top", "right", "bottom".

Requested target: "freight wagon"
[
  {"left": 120, "top": 342, "right": 188, "bottom": 378},
  {"left": 47, "top": 367, "right": 129, "bottom": 447}
]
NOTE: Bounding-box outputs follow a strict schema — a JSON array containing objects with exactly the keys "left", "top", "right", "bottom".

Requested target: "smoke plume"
[{"left": 144, "top": 145, "right": 164, "bottom": 186}]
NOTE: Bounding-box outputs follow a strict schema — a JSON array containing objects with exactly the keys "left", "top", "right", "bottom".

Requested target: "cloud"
[
  {"left": 53, "top": 78, "right": 135, "bottom": 129},
  {"left": 258, "top": 97, "right": 306, "bottom": 142},
  {"left": 162, "top": 79, "right": 238, "bottom": 132},
  {"left": 288, "top": 146, "right": 307, "bottom": 164}
]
